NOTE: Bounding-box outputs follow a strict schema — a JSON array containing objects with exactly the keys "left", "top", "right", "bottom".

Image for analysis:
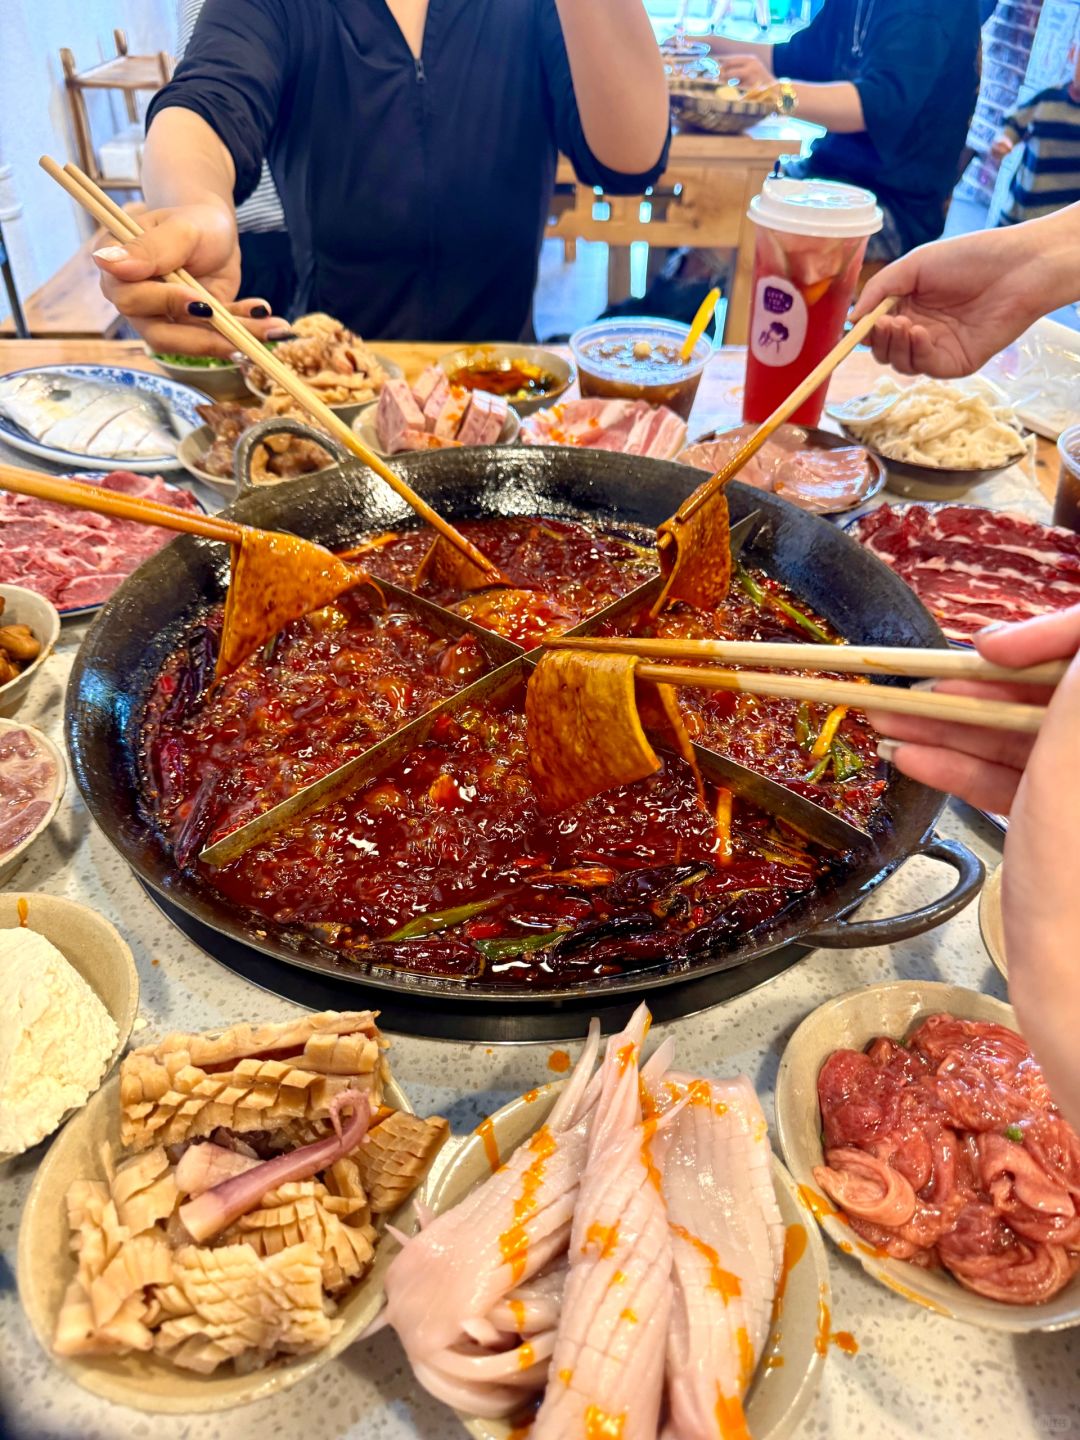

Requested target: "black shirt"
[
  {"left": 773, "top": 0, "right": 981, "bottom": 253},
  {"left": 148, "top": 0, "right": 669, "bottom": 340}
]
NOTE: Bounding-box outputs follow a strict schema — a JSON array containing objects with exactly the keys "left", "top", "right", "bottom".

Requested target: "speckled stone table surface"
[{"left": 1, "top": 348, "right": 1077, "bottom": 1439}]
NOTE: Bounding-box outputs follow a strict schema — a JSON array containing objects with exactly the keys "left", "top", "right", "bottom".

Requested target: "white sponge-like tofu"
[{"left": 0, "top": 928, "right": 118, "bottom": 1154}]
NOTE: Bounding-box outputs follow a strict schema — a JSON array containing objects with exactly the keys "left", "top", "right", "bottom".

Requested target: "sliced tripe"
[
  {"left": 526, "top": 651, "right": 662, "bottom": 814},
  {"left": 413, "top": 532, "right": 495, "bottom": 593},
  {"left": 217, "top": 527, "right": 369, "bottom": 676},
  {"left": 654, "top": 477, "right": 732, "bottom": 614}
]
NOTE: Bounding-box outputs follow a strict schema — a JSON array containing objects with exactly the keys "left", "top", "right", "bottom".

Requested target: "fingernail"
[
  {"left": 876, "top": 740, "right": 900, "bottom": 764},
  {"left": 910, "top": 679, "right": 937, "bottom": 693},
  {"left": 93, "top": 245, "right": 129, "bottom": 263},
  {"left": 187, "top": 301, "right": 213, "bottom": 318},
  {"left": 266, "top": 328, "right": 298, "bottom": 341},
  {"left": 978, "top": 622, "right": 1007, "bottom": 636},
  {"left": 251, "top": 304, "right": 270, "bottom": 319}
]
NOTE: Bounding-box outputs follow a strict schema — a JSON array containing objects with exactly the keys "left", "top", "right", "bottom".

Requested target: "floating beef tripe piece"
[
  {"left": 217, "top": 528, "right": 369, "bottom": 676},
  {"left": 655, "top": 476, "right": 732, "bottom": 613},
  {"left": 526, "top": 650, "right": 663, "bottom": 814}
]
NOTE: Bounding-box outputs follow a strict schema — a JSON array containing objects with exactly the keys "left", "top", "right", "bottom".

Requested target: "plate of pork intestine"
[{"left": 377, "top": 1002, "right": 831, "bottom": 1440}]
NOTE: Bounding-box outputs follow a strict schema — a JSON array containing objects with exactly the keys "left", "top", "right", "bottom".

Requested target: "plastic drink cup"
[
  {"left": 1054, "top": 423, "right": 1080, "bottom": 533},
  {"left": 742, "top": 178, "right": 883, "bottom": 427}
]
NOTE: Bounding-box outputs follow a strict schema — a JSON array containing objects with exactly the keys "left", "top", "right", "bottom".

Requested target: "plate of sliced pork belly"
[
  {"left": 520, "top": 398, "right": 687, "bottom": 459},
  {"left": 17, "top": 1011, "right": 449, "bottom": 1412},
  {"left": 775, "top": 981, "right": 1080, "bottom": 1332},
  {"left": 380, "top": 1003, "right": 830, "bottom": 1440}
]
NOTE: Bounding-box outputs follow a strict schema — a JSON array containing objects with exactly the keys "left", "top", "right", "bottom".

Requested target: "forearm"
[
  {"left": 706, "top": 36, "right": 773, "bottom": 66},
  {"left": 554, "top": 0, "right": 669, "bottom": 173},
  {"left": 1012, "top": 204, "right": 1080, "bottom": 308},
  {"left": 788, "top": 80, "right": 864, "bottom": 132},
  {"left": 143, "top": 107, "right": 238, "bottom": 221}
]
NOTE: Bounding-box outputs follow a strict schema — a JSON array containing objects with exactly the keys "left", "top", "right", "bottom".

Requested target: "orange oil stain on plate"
[
  {"left": 815, "top": 1291, "right": 860, "bottom": 1358},
  {"left": 548, "top": 1049, "right": 571, "bottom": 1074},
  {"left": 772, "top": 1223, "right": 808, "bottom": 1322},
  {"left": 876, "top": 1270, "right": 953, "bottom": 1317},
  {"left": 16, "top": 896, "right": 28, "bottom": 926},
  {"left": 798, "top": 1185, "right": 849, "bottom": 1227}
]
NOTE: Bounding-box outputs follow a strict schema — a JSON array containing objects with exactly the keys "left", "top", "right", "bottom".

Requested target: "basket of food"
[{"left": 669, "top": 79, "right": 777, "bottom": 135}]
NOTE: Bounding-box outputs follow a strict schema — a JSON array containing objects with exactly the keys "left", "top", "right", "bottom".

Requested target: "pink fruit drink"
[{"left": 743, "top": 179, "right": 882, "bottom": 427}]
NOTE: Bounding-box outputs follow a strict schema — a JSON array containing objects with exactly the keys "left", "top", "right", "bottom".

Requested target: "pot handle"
[
  {"left": 233, "top": 417, "right": 352, "bottom": 496},
  {"left": 799, "top": 835, "right": 985, "bottom": 950}
]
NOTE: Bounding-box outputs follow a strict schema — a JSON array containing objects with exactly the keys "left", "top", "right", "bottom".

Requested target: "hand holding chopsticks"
[
  {"left": 40, "top": 155, "right": 505, "bottom": 588},
  {"left": 541, "top": 634, "right": 1059, "bottom": 734}
]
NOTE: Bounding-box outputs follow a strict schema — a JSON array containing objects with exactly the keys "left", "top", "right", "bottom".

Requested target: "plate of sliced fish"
[
  {"left": 0, "top": 365, "right": 210, "bottom": 472},
  {"left": 380, "top": 1002, "right": 830, "bottom": 1440}
]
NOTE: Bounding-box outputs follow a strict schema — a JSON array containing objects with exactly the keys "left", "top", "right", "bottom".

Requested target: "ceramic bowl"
[
  {"left": 243, "top": 353, "right": 403, "bottom": 426},
  {"left": 979, "top": 862, "right": 1007, "bottom": 978},
  {"left": 834, "top": 424, "right": 1025, "bottom": 501},
  {"left": 437, "top": 344, "right": 573, "bottom": 416},
  {"left": 0, "top": 719, "right": 66, "bottom": 886},
  {"left": 0, "top": 584, "right": 61, "bottom": 716},
  {"left": 0, "top": 892, "right": 138, "bottom": 1161},
  {"left": 151, "top": 354, "right": 249, "bottom": 401},
  {"left": 425, "top": 1083, "right": 830, "bottom": 1440},
  {"left": 17, "top": 1070, "right": 417, "bottom": 1412},
  {"left": 775, "top": 980, "right": 1080, "bottom": 1332},
  {"left": 177, "top": 423, "right": 337, "bottom": 500},
  {"left": 352, "top": 400, "right": 522, "bottom": 459}
]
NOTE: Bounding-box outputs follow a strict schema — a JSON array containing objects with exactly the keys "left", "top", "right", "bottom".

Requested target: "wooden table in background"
[
  {"left": 552, "top": 118, "right": 817, "bottom": 345},
  {"left": 0, "top": 337, "right": 1059, "bottom": 505}
]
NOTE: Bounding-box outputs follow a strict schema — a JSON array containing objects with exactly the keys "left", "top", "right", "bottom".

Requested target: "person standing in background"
[
  {"left": 707, "top": 0, "right": 983, "bottom": 258},
  {"left": 178, "top": 0, "right": 297, "bottom": 317},
  {"left": 993, "top": 49, "right": 1080, "bottom": 226},
  {"left": 96, "top": 0, "right": 670, "bottom": 352}
]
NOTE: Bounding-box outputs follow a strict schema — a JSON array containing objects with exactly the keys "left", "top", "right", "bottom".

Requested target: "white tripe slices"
[
  {"left": 0, "top": 928, "right": 117, "bottom": 1154},
  {"left": 840, "top": 378, "right": 1026, "bottom": 469}
]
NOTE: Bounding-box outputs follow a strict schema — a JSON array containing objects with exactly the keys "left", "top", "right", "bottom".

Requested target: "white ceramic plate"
[
  {"left": 775, "top": 980, "right": 1080, "bottom": 1332},
  {"left": 0, "top": 365, "right": 209, "bottom": 472},
  {"left": 0, "top": 891, "right": 138, "bottom": 1161},
  {"left": 424, "top": 1083, "right": 830, "bottom": 1440},
  {"left": 979, "top": 862, "right": 1007, "bottom": 978},
  {"left": 17, "top": 1070, "right": 418, "bottom": 1413}
]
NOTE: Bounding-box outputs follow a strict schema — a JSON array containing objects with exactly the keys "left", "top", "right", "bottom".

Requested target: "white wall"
[{"left": 0, "top": 0, "right": 175, "bottom": 320}]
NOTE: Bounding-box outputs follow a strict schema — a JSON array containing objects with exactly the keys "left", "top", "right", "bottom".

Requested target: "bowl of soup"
[{"left": 569, "top": 317, "right": 712, "bottom": 420}]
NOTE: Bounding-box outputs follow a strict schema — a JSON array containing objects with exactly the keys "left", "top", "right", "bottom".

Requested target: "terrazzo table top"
[{"left": 1, "top": 386, "right": 1076, "bottom": 1438}]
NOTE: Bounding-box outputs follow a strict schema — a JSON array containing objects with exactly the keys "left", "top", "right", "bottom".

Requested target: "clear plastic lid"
[{"left": 748, "top": 177, "right": 883, "bottom": 239}]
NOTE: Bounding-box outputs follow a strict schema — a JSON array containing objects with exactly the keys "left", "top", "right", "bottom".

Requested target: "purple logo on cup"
[{"left": 763, "top": 286, "right": 794, "bottom": 315}]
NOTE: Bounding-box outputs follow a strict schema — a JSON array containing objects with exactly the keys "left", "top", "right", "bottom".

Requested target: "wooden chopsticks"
[
  {"left": 543, "top": 636, "right": 1056, "bottom": 734},
  {"left": 544, "top": 635, "right": 1067, "bottom": 687},
  {"left": 659, "top": 295, "right": 897, "bottom": 542},
  {"left": 0, "top": 462, "right": 244, "bottom": 545},
  {"left": 40, "top": 156, "right": 504, "bottom": 585}
]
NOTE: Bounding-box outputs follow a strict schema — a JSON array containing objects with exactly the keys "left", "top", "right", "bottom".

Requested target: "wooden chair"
[{"left": 61, "top": 29, "right": 173, "bottom": 192}]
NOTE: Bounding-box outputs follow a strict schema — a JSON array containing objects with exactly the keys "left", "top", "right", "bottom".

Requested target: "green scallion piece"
[
  {"left": 473, "top": 930, "right": 565, "bottom": 961},
  {"left": 384, "top": 897, "right": 500, "bottom": 941},
  {"left": 1005, "top": 1124, "right": 1024, "bottom": 1144}
]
